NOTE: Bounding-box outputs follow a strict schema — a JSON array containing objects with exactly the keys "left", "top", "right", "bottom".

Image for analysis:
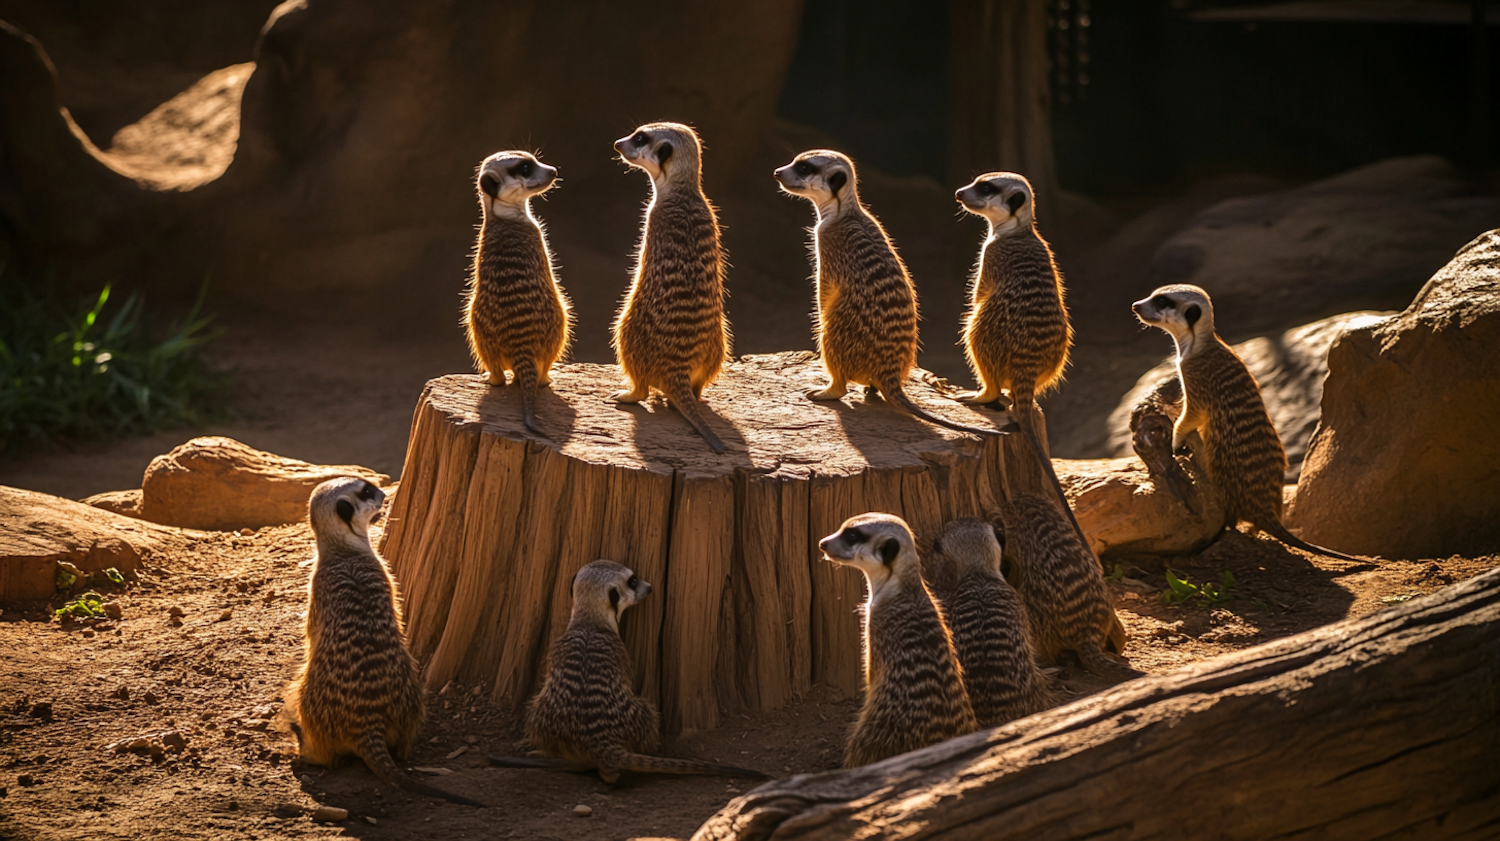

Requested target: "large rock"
[
  {"left": 1057, "top": 457, "right": 1226, "bottom": 560},
  {"left": 1289, "top": 231, "right": 1500, "bottom": 558},
  {"left": 1106, "top": 311, "right": 1392, "bottom": 481},
  {"left": 0, "top": 486, "right": 180, "bottom": 601},
  {"left": 139, "top": 436, "right": 387, "bottom": 531}
]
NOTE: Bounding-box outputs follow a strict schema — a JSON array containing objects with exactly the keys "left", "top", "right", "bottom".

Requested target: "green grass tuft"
[{"left": 0, "top": 264, "right": 231, "bottom": 449}]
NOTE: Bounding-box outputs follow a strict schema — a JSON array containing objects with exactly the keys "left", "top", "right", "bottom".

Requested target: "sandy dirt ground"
[{"left": 2, "top": 509, "right": 1493, "bottom": 841}]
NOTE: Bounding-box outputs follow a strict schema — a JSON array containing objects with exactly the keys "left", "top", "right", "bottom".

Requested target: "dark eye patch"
[
  {"left": 358, "top": 482, "right": 377, "bottom": 501},
  {"left": 794, "top": 161, "right": 813, "bottom": 177},
  {"left": 1151, "top": 295, "right": 1174, "bottom": 309},
  {"left": 841, "top": 526, "right": 867, "bottom": 544},
  {"left": 976, "top": 181, "right": 996, "bottom": 197},
  {"left": 516, "top": 160, "right": 534, "bottom": 177},
  {"left": 626, "top": 575, "right": 638, "bottom": 589},
  {"left": 609, "top": 587, "right": 620, "bottom": 609},
  {"left": 336, "top": 499, "right": 355, "bottom": 526},
  {"left": 633, "top": 132, "right": 648, "bottom": 145}
]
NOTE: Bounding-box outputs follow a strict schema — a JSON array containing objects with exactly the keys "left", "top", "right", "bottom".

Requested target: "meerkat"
[
  {"left": 486, "top": 560, "right": 766, "bottom": 783},
  {"left": 954, "top": 172, "right": 1091, "bottom": 547},
  {"left": 1132, "top": 284, "right": 1370, "bottom": 562},
  {"left": 466, "top": 150, "right": 572, "bottom": 435},
  {"left": 286, "top": 477, "right": 482, "bottom": 807},
  {"left": 611, "top": 123, "right": 731, "bottom": 453},
  {"left": 925, "top": 518, "right": 1055, "bottom": 728},
  {"left": 774, "top": 150, "right": 1013, "bottom": 438},
  {"left": 1128, "top": 376, "right": 1200, "bottom": 514},
  {"left": 820, "top": 513, "right": 978, "bottom": 767},
  {"left": 998, "top": 494, "right": 1141, "bottom": 682}
]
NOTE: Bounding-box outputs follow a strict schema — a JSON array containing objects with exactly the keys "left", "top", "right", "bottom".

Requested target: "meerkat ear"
[
  {"left": 930, "top": 537, "right": 943, "bottom": 555},
  {"left": 609, "top": 587, "right": 620, "bottom": 610},
  {"left": 336, "top": 499, "right": 355, "bottom": 527},
  {"left": 991, "top": 523, "right": 1005, "bottom": 551},
  {"left": 1184, "top": 304, "right": 1202, "bottom": 328},
  {"left": 878, "top": 538, "right": 900, "bottom": 565},
  {"left": 656, "top": 142, "right": 674, "bottom": 165},
  {"left": 1006, "top": 192, "right": 1027, "bottom": 213},
  {"left": 479, "top": 172, "right": 500, "bottom": 198},
  {"left": 828, "top": 170, "right": 848, "bottom": 198}
]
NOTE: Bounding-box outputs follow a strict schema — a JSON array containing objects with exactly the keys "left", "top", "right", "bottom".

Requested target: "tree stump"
[
  {"left": 691, "top": 567, "right": 1500, "bottom": 841},
  {"left": 381, "top": 351, "right": 1045, "bottom": 734}
]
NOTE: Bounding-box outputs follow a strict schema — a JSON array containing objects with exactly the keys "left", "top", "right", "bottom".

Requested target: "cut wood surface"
[
  {"left": 692, "top": 566, "right": 1500, "bottom": 841},
  {"left": 381, "top": 351, "right": 1047, "bottom": 734}
]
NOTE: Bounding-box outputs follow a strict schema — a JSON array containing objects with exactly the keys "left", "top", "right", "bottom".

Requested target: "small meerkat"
[
  {"left": 611, "top": 123, "right": 731, "bottom": 453},
  {"left": 774, "top": 150, "right": 1012, "bottom": 438},
  {"left": 287, "top": 477, "right": 482, "bottom": 806},
  {"left": 926, "top": 518, "right": 1055, "bottom": 728},
  {"left": 820, "top": 513, "right": 978, "bottom": 767},
  {"left": 1132, "top": 284, "right": 1369, "bottom": 562},
  {"left": 954, "top": 172, "right": 1090, "bottom": 547},
  {"left": 998, "top": 494, "right": 1142, "bottom": 683},
  {"left": 487, "top": 560, "right": 766, "bottom": 784},
  {"left": 466, "top": 150, "right": 573, "bottom": 435}
]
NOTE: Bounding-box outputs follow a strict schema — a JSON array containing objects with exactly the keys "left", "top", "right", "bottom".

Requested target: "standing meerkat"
[
  {"left": 926, "top": 518, "right": 1055, "bottom": 728},
  {"left": 286, "top": 477, "right": 482, "bottom": 807},
  {"left": 487, "top": 560, "right": 766, "bottom": 783},
  {"left": 954, "top": 172, "right": 1090, "bottom": 546},
  {"left": 999, "top": 494, "right": 1141, "bottom": 682},
  {"left": 820, "top": 513, "right": 978, "bottom": 767},
  {"left": 466, "top": 150, "right": 572, "bottom": 435},
  {"left": 1132, "top": 284, "right": 1369, "bottom": 561},
  {"left": 611, "top": 122, "right": 730, "bottom": 453},
  {"left": 774, "top": 150, "right": 1012, "bottom": 438}
]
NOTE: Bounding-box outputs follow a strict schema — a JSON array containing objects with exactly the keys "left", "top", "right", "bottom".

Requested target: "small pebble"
[
  {"left": 218, "top": 609, "right": 233, "bottom": 622},
  {"left": 238, "top": 528, "right": 254, "bottom": 536},
  {"left": 143, "top": 691, "right": 160, "bottom": 706},
  {"left": 167, "top": 606, "right": 185, "bottom": 618},
  {"left": 102, "top": 601, "right": 123, "bottom": 620},
  {"left": 168, "top": 616, "right": 183, "bottom": 628},
  {"left": 311, "top": 806, "right": 348, "bottom": 822},
  {"left": 363, "top": 816, "right": 378, "bottom": 825},
  {"left": 572, "top": 804, "right": 592, "bottom": 817},
  {"left": 81, "top": 629, "right": 96, "bottom": 639},
  {"left": 412, "top": 767, "right": 452, "bottom": 776},
  {"left": 445, "top": 746, "right": 468, "bottom": 760}
]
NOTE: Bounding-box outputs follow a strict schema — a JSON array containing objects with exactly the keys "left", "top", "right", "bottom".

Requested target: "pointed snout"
[
  {"left": 614, "top": 136, "right": 636, "bottom": 160},
  {"left": 538, "top": 163, "right": 559, "bottom": 186},
  {"left": 817, "top": 534, "right": 834, "bottom": 554},
  {"left": 1131, "top": 297, "right": 1150, "bottom": 316},
  {"left": 773, "top": 164, "right": 790, "bottom": 183}
]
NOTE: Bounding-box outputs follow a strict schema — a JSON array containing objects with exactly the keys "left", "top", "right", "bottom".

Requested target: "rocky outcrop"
[
  {"left": 0, "top": 486, "right": 179, "bottom": 601},
  {"left": 139, "top": 436, "right": 387, "bottom": 531},
  {"left": 1288, "top": 231, "right": 1500, "bottom": 558},
  {"left": 1057, "top": 458, "right": 1226, "bottom": 560},
  {"left": 1107, "top": 311, "right": 1392, "bottom": 480}
]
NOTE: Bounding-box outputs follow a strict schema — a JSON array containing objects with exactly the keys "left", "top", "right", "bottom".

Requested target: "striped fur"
[
  {"left": 775, "top": 151, "right": 1006, "bottom": 437},
  {"left": 999, "top": 495, "right": 1142, "bottom": 683},
  {"left": 820, "top": 513, "right": 978, "bottom": 767},
  {"left": 287, "top": 478, "right": 481, "bottom": 806},
  {"left": 494, "top": 561, "right": 766, "bottom": 783},
  {"left": 1133, "top": 285, "right": 1367, "bottom": 561},
  {"left": 465, "top": 151, "right": 572, "bottom": 435},
  {"left": 926, "top": 518, "right": 1055, "bottom": 728},
  {"left": 612, "top": 123, "right": 730, "bottom": 453}
]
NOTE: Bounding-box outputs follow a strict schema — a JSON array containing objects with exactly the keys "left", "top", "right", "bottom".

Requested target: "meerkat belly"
[{"left": 822, "top": 290, "right": 916, "bottom": 385}]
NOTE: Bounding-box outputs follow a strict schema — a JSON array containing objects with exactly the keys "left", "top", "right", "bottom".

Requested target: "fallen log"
[
  {"left": 380, "top": 351, "right": 1046, "bottom": 733},
  {"left": 693, "top": 566, "right": 1500, "bottom": 840}
]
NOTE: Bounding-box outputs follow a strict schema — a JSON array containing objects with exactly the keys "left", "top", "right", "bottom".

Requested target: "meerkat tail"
[
  {"left": 1075, "top": 642, "right": 1145, "bottom": 683},
  {"left": 1258, "top": 519, "right": 1376, "bottom": 564},
  {"left": 883, "top": 378, "right": 1017, "bottom": 437},
  {"left": 602, "top": 748, "right": 770, "bottom": 780},
  {"left": 357, "top": 729, "right": 486, "bottom": 807},
  {"left": 1014, "top": 408, "right": 1094, "bottom": 556},
  {"left": 513, "top": 353, "right": 544, "bottom": 435},
  {"left": 486, "top": 754, "right": 596, "bottom": 773},
  {"left": 664, "top": 371, "right": 726, "bottom": 454}
]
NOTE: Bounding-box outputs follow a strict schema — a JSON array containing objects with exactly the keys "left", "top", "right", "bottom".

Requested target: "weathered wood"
[
  {"left": 381, "top": 351, "right": 1038, "bottom": 733},
  {"left": 692, "top": 567, "right": 1500, "bottom": 841}
]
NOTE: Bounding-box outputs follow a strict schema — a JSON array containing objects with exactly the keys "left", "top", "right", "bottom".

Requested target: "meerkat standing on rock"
[
  {"left": 999, "top": 494, "right": 1141, "bottom": 683},
  {"left": 954, "top": 172, "right": 1089, "bottom": 546},
  {"left": 775, "top": 150, "right": 1013, "bottom": 438},
  {"left": 487, "top": 561, "right": 766, "bottom": 783},
  {"left": 286, "top": 477, "right": 483, "bottom": 807},
  {"left": 466, "top": 150, "right": 572, "bottom": 435},
  {"left": 1133, "top": 284, "right": 1371, "bottom": 562},
  {"left": 926, "top": 518, "right": 1055, "bottom": 728},
  {"left": 611, "top": 123, "right": 731, "bottom": 453},
  {"left": 820, "top": 513, "right": 978, "bottom": 767}
]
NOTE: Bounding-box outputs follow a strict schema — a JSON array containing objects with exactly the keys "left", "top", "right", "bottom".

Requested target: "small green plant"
[
  {"left": 1161, "top": 569, "right": 1238, "bottom": 607},
  {"left": 0, "top": 264, "right": 229, "bottom": 449},
  {"left": 1106, "top": 564, "right": 1126, "bottom": 582},
  {"left": 1380, "top": 593, "right": 1417, "bottom": 605},
  {"left": 55, "top": 591, "right": 107, "bottom": 619}
]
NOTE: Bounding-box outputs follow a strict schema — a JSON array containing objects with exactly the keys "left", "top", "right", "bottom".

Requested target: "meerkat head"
[
  {"left": 478, "top": 151, "right": 557, "bottom": 220},
  {"left": 819, "top": 513, "right": 918, "bottom": 600},
  {"left": 955, "top": 172, "right": 1035, "bottom": 236},
  {"left": 614, "top": 122, "right": 703, "bottom": 191},
  {"left": 1132, "top": 284, "right": 1216, "bottom": 359},
  {"left": 930, "top": 518, "right": 1005, "bottom": 576},
  {"left": 773, "top": 150, "right": 858, "bottom": 220},
  {"left": 570, "top": 560, "right": 652, "bottom": 635},
  {"left": 308, "top": 476, "right": 386, "bottom": 551}
]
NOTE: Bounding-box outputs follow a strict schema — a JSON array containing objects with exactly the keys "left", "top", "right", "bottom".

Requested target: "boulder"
[
  {"left": 1106, "top": 311, "right": 1393, "bottom": 480},
  {"left": 139, "top": 436, "right": 388, "bottom": 531},
  {"left": 0, "top": 486, "right": 179, "bottom": 601},
  {"left": 82, "top": 490, "right": 143, "bottom": 519},
  {"left": 1289, "top": 231, "right": 1500, "bottom": 558},
  {"left": 1056, "top": 457, "right": 1226, "bottom": 560}
]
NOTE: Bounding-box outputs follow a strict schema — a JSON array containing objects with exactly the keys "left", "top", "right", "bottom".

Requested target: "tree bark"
[
  {"left": 692, "top": 566, "right": 1500, "bottom": 841},
  {"left": 381, "top": 351, "right": 1041, "bottom": 734}
]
